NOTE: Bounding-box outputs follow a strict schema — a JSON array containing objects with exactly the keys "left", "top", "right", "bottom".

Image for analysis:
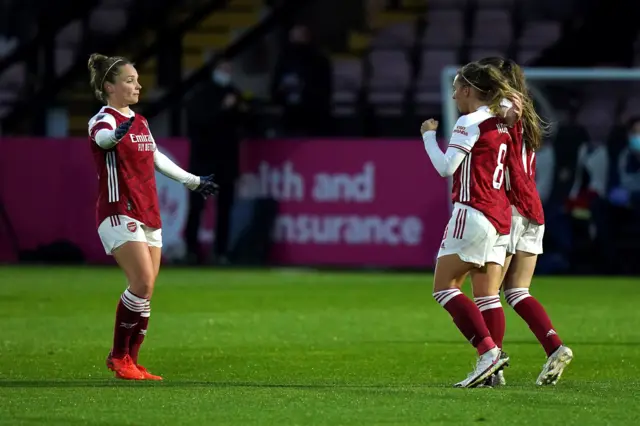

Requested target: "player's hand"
[
  {"left": 114, "top": 116, "right": 135, "bottom": 140},
  {"left": 421, "top": 119, "right": 438, "bottom": 134},
  {"left": 194, "top": 174, "right": 219, "bottom": 199},
  {"left": 502, "top": 94, "right": 523, "bottom": 127}
]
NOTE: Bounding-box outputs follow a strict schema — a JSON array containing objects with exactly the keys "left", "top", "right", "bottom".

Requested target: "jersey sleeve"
[
  {"left": 154, "top": 147, "right": 200, "bottom": 189},
  {"left": 448, "top": 115, "right": 481, "bottom": 153},
  {"left": 422, "top": 131, "right": 468, "bottom": 177},
  {"left": 88, "top": 113, "right": 117, "bottom": 140}
]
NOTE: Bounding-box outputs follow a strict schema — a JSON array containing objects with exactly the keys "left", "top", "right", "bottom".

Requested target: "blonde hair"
[
  {"left": 457, "top": 62, "right": 524, "bottom": 119},
  {"left": 475, "top": 57, "right": 550, "bottom": 151},
  {"left": 87, "top": 53, "right": 131, "bottom": 103}
]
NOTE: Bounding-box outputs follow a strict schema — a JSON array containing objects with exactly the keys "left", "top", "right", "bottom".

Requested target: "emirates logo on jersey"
[
  {"left": 127, "top": 222, "right": 137, "bottom": 233},
  {"left": 130, "top": 133, "right": 156, "bottom": 152},
  {"left": 129, "top": 134, "right": 154, "bottom": 143},
  {"left": 453, "top": 126, "right": 468, "bottom": 136}
]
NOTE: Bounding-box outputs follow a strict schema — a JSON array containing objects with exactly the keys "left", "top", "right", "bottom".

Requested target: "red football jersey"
[
  {"left": 449, "top": 107, "right": 512, "bottom": 235},
  {"left": 505, "top": 121, "right": 545, "bottom": 225},
  {"left": 88, "top": 107, "right": 162, "bottom": 229}
]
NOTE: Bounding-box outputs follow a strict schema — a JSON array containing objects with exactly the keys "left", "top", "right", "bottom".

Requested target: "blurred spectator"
[
  {"left": 612, "top": 116, "right": 640, "bottom": 210},
  {"left": 567, "top": 138, "right": 611, "bottom": 272},
  {"left": 270, "top": 24, "right": 332, "bottom": 136},
  {"left": 550, "top": 105, "right": 589, "bottom": 204},
  {"left": 536, "top": 137, "right": 572, "bottom": 274},
  {"left": 184, "top": 60, "right": 248, "bottom": 265},
  {"left": 536, "top": 141, "right": 555, "bottom": 205},
  {"left": 569, "top": 140, "right": 609, "bottom": 207}
]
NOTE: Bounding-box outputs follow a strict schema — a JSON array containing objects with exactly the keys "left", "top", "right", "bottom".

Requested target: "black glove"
[
  {"left": 194, "top": 174, "right": 219, "bottom": 199},
  {"left": 114, "top": 116, "right": 135, "bottom": 140}
]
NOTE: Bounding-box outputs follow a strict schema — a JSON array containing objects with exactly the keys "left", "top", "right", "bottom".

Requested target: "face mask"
[
  {"left": 212, "top": 70, "right": 231, "bottom": 86},
  {"left": 629, "top": 135, "right": 640, "bottom": 152}
]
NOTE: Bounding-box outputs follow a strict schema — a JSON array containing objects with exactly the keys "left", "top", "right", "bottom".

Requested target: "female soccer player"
[
  {"left": 477, "top": 57, "right": 573, "bottom": 386},
  {"left": 421, "top": 62, "right": 519, "bottom": 388},
  {"left": 87, "top": 53, "right": 218, "bottom": 380}
]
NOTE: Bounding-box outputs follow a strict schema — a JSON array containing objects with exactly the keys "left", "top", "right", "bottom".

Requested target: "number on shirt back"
[{"left": 492, "top": 143, "right": 508, "bottom": 189}]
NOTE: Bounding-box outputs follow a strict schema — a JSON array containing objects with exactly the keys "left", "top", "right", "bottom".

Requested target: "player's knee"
[
  {"left": 473, "top": 287, "right": 498, "bottom": 297},
  {"left": 502, "top": 268, "right": 526, "bottom": 291},
  {"left": 128, "top": 268, "right": 156, "bottom": 298},
  {"left": 472, "top": 274, "right": 501, "bottom": 297},
  {"left": 470, "top": 264, "right": 502, "bottom": 297}
]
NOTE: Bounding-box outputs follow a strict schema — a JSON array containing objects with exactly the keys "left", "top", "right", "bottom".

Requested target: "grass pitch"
[{"left": 1, "top": 266, "right": 639, "bottom": 425}]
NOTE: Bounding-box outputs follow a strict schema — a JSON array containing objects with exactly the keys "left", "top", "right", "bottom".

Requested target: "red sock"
[
  {"left": 434, "top": 289, "right": 496, "bottom": 356},
  {"left": 129, "top": 300, "right": 150, "bottom": 364},
  {"left": 111, "top": 289, "right": 146, "bottom": 359},
  {"left": 475, "top": 296, "right": 505, "bottom": 349},
  {"left": 505, "top": 288, "right": 563, "bottom": 356}
]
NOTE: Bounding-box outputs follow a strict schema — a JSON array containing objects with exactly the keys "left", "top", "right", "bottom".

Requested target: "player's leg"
[
  {"left": 433, "top": 254, "right": 489, "bottom": 354},
  {"left": 106, "top": 241, "right": 156, "bottom": 380},
  {"left": 476, "top": 253, "right": 513, "bottom": 387},
  {"left": 128, "top": 245, "right": 159, "bottom": 364},
  {"left": 97, "top": 217, "right": 151, "bottom": 379},
  {"left": 503, "top": 250, "right": 572, "bottom": 385},
  {"left": 434, "top": 255, "right": 505, "bottom": 388},
  {"left": 470, "top": 263, "right": 506, "bottom": 349},
  {"left": 504, "top": 221, "right": 569, "bottom": 356},
  {"left": 476, "top": 213, "right": 520, "bottom": 386},
  {"left": 470, "top": 261, "right": 509, "bottom": 387},
  {"left": 500, "top": 253, "right": 513, "bottom": 287},
  {"left": 472, "top": 230, "right": 509, "bottom": 345},
  {"left": 433, "top": 207, "right": 507, "bottom": 388},
  {"left": 128, "top": 231, "right": 163, "bottom": 380}
]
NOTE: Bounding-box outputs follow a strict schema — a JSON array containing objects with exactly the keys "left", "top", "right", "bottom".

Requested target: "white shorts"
[
  {"left": 507, "top": 206, "right": 544, "bottom": 255},
  {"left": 438, "top": 203, "right": 508, "bottom": 267},
  {"left": 97, "top": 215, "right": 163, "bottom": 255}
]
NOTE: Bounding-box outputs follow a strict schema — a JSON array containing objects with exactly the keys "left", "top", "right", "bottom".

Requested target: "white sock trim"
[
  {"left": 474, "top": 295, "right": 502, "bottom": 312},
  {"left": 121, "top": 289, "right": 147, "bottom": 313},
  {"left": 504, "top": 288, "right": 531, "bottom": 307},
  {"left": 140, "top": 300, "right": 151, "bottom": 318},
  {"left": 433, "top": 289, "right": 462, "bottom": 307}
]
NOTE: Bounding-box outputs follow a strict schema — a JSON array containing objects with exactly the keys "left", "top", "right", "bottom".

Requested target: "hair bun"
[
  {"left": 87, "top": 53, "right": 108, "bottom": 71},
  {"left": 501, "top": 59, "right": 516, "bottom": 73}
]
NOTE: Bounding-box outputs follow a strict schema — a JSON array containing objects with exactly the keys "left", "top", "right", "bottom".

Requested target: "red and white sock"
[
  {"left": 504, "top": 288, "right": 563, "bottom": 356},
  {"left": 111, "top": 289, "right": 146, "bottom": 359},
  {"left": 129, "top": 300, "right": 150, "bottom": 365},
  {"left": 475, "top": 295, "right": 505, "bottom": 349},
  {"left": 433, "top": 289, "right": 496, "bottom": 356}
]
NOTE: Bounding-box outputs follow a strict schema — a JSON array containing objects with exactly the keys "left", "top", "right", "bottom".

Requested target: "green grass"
[{"left": 1, "top": 266, "right": 639, "bottom": 425}]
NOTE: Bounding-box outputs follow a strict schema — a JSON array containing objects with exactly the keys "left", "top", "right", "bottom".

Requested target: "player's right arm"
[
  {"left": 421, "top": 115, "right": 480, "bottom": 177},
  {"left": 89, "top": 114, "right": 134, "bottom": 149}
]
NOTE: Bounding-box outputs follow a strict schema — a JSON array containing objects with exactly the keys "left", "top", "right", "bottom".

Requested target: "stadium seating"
[
  {"left": 328, "top": 0, "right": 573, "bottom": 119},
  {"left": 0, "top": 0, "right": 262, "bottom": 134},
  {"left": 470, "top": 9, "right": 512, "bottom": 49},
  {"left": 422, "top": 10, "right": 464, "bottom": 48},
  {"left": 0, "top": 0, "right": 638, "bottom": 137}
]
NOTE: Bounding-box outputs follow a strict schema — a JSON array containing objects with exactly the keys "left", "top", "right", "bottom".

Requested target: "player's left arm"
[
  {"left": 153, "top": 148, "right": 219, "bottom": 196},
  {"left": 153, "top": 148, "right": 200, "bottom": 188}
]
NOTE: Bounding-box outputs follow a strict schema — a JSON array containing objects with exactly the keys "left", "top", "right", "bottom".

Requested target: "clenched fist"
[{"left": 421, "top": 119, "right": 438, "bottom": 134}]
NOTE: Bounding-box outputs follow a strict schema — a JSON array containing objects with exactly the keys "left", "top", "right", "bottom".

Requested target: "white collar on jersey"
[{"left": 100, "top": 105, "right": 135, "bottom": 119}]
